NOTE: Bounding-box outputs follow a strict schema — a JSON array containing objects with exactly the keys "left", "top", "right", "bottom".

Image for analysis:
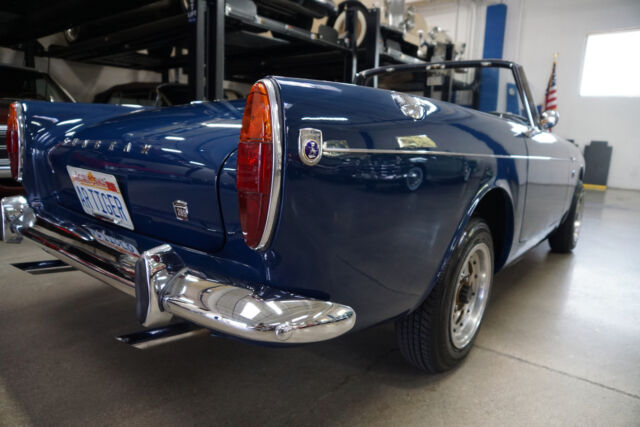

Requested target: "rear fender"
[
  {"left": 261, "top": 77, "right": 526, "bottom": 328},
  {"left": 411, "top": 180, "right": 516, "bottom": 314}
]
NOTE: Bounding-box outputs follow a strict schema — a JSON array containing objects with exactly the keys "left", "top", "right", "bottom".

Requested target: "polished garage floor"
[{"left": 1, "top": 189, "right": 639, "bottom": 426}]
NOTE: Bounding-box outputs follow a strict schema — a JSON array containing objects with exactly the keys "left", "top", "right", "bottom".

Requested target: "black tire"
[
  {"left": 405, "top": 166, "right": 424, "bottom": 192},
  {"left": 548, "top": 182, "right": 584, "bottom": 253},
  {"left": 396, "top": 218, "right": 494, "bottom": 373}
]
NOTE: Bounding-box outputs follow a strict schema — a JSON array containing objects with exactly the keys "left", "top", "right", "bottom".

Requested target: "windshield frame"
[{"left": 355, "top": 60, "right": 539, "bottom": 130}]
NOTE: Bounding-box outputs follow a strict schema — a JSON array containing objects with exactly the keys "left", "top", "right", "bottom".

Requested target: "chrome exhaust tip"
[{"left": 116, "top": 322, "right": 209, "bottom": 349}]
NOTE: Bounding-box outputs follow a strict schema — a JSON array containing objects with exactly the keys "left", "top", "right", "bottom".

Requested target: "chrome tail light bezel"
[
  {"left": 236, "top": 78, "right": 283, "bottom": 251},
  {"left": 257, "top": 78, "right": 283, "bottom": 250},
  {"left": 7, "top": 102, "right": 26, "bottom": 182}
]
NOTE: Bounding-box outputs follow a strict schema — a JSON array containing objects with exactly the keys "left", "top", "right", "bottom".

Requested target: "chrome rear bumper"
[
  {"left": 1, "top": 196, "right": 356, "bottom": 344},
  {"left": 0, "top": 165, "right": 11, "bottom": 179}
]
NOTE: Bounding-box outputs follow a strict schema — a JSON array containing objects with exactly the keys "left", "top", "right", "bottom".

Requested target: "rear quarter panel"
[{"left": 264, "top": 78, "right": 529, "bottom": 328}]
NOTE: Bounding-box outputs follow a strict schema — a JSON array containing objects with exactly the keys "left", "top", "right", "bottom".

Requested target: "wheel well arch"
[{"left": 471, "top": 187, "right": 514, "bottom": 273}]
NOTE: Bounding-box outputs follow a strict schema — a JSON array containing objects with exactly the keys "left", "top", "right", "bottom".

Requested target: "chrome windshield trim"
[{"left": 255, "top": 78, "right": 283, "bottom": 251}]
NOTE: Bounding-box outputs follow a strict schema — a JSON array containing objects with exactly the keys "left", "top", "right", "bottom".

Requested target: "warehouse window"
[{"left": 580, "top": 29, "right": 640, "bottom": 97}]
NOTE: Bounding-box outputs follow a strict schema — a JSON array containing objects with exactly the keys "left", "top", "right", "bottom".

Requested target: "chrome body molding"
[
  {"left": 322, "top": 146, "right": 567, "bottom": 161},
  {"left": 254, "top": 78, "right": 284, "bottom": 250},
  {"left": 1, "top": 196, "right": 356, "bottom": 344}
]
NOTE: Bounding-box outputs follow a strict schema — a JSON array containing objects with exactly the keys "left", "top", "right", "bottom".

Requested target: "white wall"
[
  {"left": 515, "top": 0, "right": 640, "bottom": 190},
  {"left": 413, "top": 0, "right": 640, "bottom": 190}
]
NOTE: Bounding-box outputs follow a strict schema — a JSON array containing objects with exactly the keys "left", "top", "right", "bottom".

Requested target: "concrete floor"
[{"left": 1, "top": 189, "right": 639, "bottom": 426}]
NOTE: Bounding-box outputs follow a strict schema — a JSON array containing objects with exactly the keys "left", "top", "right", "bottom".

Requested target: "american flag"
[{"left": 544, "top": 54, "right": 558, "bottom": 111}]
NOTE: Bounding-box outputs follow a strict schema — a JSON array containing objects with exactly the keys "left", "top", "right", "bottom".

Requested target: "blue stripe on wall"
[
  {"left": 479, "top": 3, "right": 507, "bottom": 113},
  {"left": 505, "top": 82, "right": 519, "bottom": 114}
]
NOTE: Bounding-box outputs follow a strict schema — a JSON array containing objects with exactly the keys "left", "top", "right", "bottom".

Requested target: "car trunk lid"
[{"left": 47, "top": 101, "right": 243, "bottom": 253}]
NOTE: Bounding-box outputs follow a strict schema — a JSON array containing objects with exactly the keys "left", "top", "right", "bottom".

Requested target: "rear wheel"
[
  {"left": 405, "top": 167, "right": 424, "bottom": 191},
  {"left": 396, "top": 218, "right": 494, "bottom": 372},
  {"left": 548, "top": 182, "right": 584, "bottom": 253}
]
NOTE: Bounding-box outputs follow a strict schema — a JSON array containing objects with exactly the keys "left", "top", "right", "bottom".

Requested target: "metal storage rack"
[{"left": 2, "top": 0, "right": 427, "bottom": 101}]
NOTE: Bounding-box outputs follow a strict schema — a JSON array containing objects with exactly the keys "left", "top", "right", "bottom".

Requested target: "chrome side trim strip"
[
  {"left": 255, "top": 78, "right": 284, "bottom": 250},
  {"left": 323, "top": 147, "right": 567, "bottom": 161}
]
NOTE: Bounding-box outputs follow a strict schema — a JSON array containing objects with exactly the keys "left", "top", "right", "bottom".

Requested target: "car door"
[
  {"left": 519, "top": 129, "right": 572, "bottom": 242},
  {"left": 515, "top": 68, "right": 572, "bottom": 243}
]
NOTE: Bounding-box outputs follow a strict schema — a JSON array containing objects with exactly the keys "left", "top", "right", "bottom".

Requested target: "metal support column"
[
  {"left": 24, "top": 41, "right": 36, "bottom": 68},
  {"left": 343, "top": 5, "right": 358, "bottom": 82},
  {"left": 361, "top": 8, "right": 381, "bottom": 86},
  {"left": 194, "top": 0, "right": 206, "bottom": 100},
  {"left": 206, "top": 0, "right": 225, "bottom": 100}
]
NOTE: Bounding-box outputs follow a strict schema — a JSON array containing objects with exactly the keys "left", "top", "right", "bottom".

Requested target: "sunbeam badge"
[{"left": 298, "top": 128, "right": 323, "bottom": 166}]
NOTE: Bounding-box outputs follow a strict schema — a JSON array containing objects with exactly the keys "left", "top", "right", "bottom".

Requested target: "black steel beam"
[
  {"left": 206, "top": 0, "right": 225, "bottom": 100},
  {"left": 0, "top": 0, "right": 160, "bottom": 46},
  {"left": 194, "top": 0, "right": 206, "bottom": 100},
  {"left": 48, "top": 14, "right": 187, "bottom": 60}
]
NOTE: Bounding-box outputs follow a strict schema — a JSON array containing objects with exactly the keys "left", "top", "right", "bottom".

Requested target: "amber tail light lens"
[
  {"left": 6, "top": 102, "right": 24, "bottom": 181},
  {"left": 236, "top": 80, "right": 280, "bottom": 249}
]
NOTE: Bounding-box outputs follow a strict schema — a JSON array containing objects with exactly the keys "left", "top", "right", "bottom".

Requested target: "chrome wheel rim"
[
  {"left": 450, "top": 242, "right": 492, "bottom": 349},
  {"left": 406, "top": 167, "right": 423, "bottom": 191},
  {"left": 573, "top": 192, "right": 584, "bottom": 245}
]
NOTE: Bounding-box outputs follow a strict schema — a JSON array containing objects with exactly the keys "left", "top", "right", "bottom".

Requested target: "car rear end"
[{"left": 1, "top": 86, "right": 356, "bottom": 345}]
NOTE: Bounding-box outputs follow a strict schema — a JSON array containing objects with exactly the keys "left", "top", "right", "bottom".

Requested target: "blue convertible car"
[{"left": 1, "top": 60, "right": 584, "bottom": 372}]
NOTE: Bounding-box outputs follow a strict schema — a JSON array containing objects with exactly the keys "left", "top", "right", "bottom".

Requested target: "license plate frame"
[{"left": 66, "top": 166, "right": 134, "bottom": 230}]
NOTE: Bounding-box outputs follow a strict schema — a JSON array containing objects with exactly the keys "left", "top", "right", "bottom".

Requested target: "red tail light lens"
[
  {"left": 236, "top": 81, "right": 279, "bottom": 249},
  {"left": 6, "top": 102, "right": 24, "bottom": 181}
]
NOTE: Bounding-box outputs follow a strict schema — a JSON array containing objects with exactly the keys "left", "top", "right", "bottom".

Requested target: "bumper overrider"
[{"left": 1, "top": 196, "right": 356, "bottom": 344}]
